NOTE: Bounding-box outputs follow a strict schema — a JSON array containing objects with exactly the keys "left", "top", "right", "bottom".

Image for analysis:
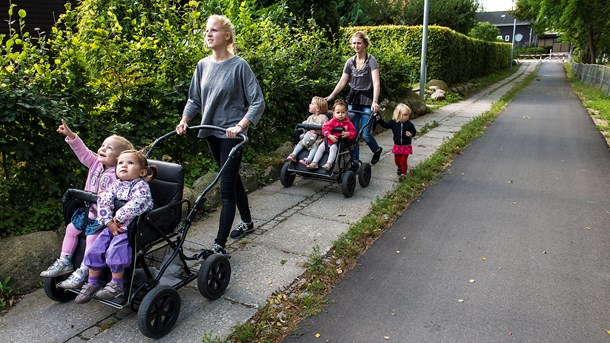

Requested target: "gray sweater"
[{"left": 183, "top": 56, "right": 265, "bottom": 138}]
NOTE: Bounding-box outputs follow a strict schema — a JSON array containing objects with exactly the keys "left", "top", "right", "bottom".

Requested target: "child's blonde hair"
[
  {"left": 109, "top": 135, "right": 134, "bottom": 154},
  {"left": 393, "top": 103, "right": 412, "bottom": 123},
  {"left": 312, "top": 96, "right": 329, "bottom": 114},
  {"left": 118, "top": 149, "right": 157, "bottom": 182},
  {"left": 207, "top": 15, "right": 236, "bottom": 54}
]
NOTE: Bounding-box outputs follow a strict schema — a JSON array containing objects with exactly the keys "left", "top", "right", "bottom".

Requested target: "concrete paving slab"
[{"left": 260, "top": 212, "right": 351, "bottom": 256}]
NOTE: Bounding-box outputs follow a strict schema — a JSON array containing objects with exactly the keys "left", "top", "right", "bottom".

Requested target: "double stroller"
[
  {"left": 280, "top": 109, "right": 372, "bottom": 197},
  {"left": 43, "top": 125, "right": 239, "bottom": 338}
]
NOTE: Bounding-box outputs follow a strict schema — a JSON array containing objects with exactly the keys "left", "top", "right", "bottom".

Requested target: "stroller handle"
[{"left": 146, "top": 125, "right": 249, "bottom": 157}]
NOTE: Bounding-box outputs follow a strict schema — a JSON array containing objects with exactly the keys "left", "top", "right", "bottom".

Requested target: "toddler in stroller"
[
  {"left": 286, "top": 96, "right": 329, "bottom": 165},
  {"left": 280, "top": 99, "right": 372, "bottom": 198}
]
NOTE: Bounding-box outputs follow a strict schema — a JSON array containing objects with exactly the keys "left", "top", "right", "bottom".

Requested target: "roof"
[{"left": 476, "top": 11, "right": 530, "bottom": 27}]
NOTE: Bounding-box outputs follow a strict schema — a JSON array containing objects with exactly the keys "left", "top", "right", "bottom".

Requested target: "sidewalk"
[{"left": 0, "top": 62, "right": 538, "bottom": 343}]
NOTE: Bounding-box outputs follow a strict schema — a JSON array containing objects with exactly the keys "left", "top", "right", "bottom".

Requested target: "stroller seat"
[{"left": 130, "top": 160, "right": 185, "bottom": 249}]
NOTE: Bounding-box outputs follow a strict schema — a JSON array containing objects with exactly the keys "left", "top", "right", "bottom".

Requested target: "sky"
[{"left": 479, "top": 0, "right": 515, "bottom": 11}]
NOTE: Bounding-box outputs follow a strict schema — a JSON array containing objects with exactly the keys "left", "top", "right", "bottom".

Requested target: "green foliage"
[
  {"left": 1, "top": 0, "right": 511, "bottom": 238},
  {"left": 401, "top": 0, "right": 480, "bottom": 34},
  {"left": 343, "top": 25, "right": 511, "bottom": 84},
  {"left": 0, "top": 277, "right": 14, "bottom": 308},
  {"left": 469, "top": 21, "right": 500, "bottom": 41},
  {"left": 513, "top": 0, "right": 610, "bottom": 64}
]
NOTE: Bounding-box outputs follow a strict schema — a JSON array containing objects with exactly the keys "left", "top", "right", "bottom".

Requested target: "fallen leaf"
[
  {"left": 469, "top": 279, "right": 475, "bottom": 283},
  {"left": 458, "top": 299, "right": 464, "bottom": 303},
  {"left": 396, "top": 250, "right": 400, "bottom": 254},
  {"left": 481, "top": 256, "right": 487, "bottom": 261},
  {"left": 507, "top": 179, "right": 513, "bottom": 184},
  {"left": 336, "top": 268, "right": 343, "bottom": 274},
  {"left": 512, "top": 201, "right": 517, "bottom": 205},
  {"left": 585, "top": 226, "right": 591, "bottom": 231},
  {"left": 384, "top": 336, "right": 390, "bottom": 340},
  {"left": 315, "top": 333, "right": 321, "bottom": 338},
  {"left": 267, "top": 280, "right": 273, "bottom": 285},
  {"left": 606, "top": 329, "right": 610, "bottom": 335}
]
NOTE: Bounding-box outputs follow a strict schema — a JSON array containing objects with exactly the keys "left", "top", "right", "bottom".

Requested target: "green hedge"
[{"left": 342, "top": 25, "right": 511, "bottom": 84}]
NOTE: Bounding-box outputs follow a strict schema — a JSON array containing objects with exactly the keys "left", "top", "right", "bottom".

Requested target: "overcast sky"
[{"left": 479, "top": 0, "right": 515, "bottom": 11}]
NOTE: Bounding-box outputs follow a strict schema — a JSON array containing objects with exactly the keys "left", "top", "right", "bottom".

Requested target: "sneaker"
[
  {"left": 371, "top": 147, "right": 383, "bottom": 165},
  {"left": 286, "top": 154, "right": 297, "bottom": 162},
  {"left": 210, "top": 243, "right": 227, "bottom": 255},
  {"left": 95, "top": 281, "right": 124, "bottom": 300},
  {"left": 40, "top": 259, "right": 74, "bottom": 278},
  {"left": 396, "top": 167, "right": 402, "bottom": 175},
  {"left": 74, "top": 282, "right": 102, "bottom": 304},
  {"left": 399, "top": 174, "right": 407, "bottom": 181},
  {"left": 230, "top": 221, "right": 255, "bottom": 239},
  {"left": 321, "top": 163, "right": 332, "bottom": 171},
  {"left": 58, "top": 267, "right": 87, "bottom": 289}
]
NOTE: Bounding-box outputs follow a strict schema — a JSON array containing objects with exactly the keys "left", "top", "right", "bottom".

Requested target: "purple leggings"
[{"left": 84, "top": 227, "right": 132, "bottom": 273}]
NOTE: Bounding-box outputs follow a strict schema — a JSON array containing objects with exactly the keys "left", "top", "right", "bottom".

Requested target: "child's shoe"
[
  {"left": 95, "top": 281, "right": 124, "bottom": 301},
  {"left": 286, "top": 154, "right": 297, "bottom": 162},
  {"left": 58, "top": 267, "right": 87, "bottom": 289},
  {"left": 40, "top": 259, "right": 74, "bottom": 278},
  {"left": 321, "top": 163, "right": 332, "bottom": 171},
  {"left": 299, "top": 158, "right": 311, "bottom": 166},
  {"left": 74, "top": 282, "right": 102, "bottom": 304},
  {"left": 306, "top": 162, "right": 319, "bottom": 170},
  {"left": 399, "top": 174, "right": 407, "bottom": 181},
  {"left": 396, "top": 167, "right": 402, "bottom": 175}
]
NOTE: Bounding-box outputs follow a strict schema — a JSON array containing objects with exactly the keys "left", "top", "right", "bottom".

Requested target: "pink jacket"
[
  {"left": 66, "top": 135, "right": 117, "bottom": 219},
  {"left": 322, "top": 117, "right": 357, "bottom": 145}
]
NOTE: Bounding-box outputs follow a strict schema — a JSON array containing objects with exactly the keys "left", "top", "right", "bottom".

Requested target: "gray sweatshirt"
[{"left": 182, "top": 56, "right": 265, "bottom": 138}]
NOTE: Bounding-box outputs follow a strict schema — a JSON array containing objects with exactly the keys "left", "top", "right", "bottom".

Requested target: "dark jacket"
[{"left": 376, "top": 118, "right": 416, "bottom": 145}]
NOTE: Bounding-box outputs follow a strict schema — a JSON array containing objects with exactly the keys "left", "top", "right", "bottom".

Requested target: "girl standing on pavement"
[
  {"left": 175, "top": 15, "right": 265, "bottom": 253},
  {"left": 375, "top": 103, "right": 416, "bottom": 180},
  {"left": 325, "top": 31, "right": 383, "bottom": 165}
]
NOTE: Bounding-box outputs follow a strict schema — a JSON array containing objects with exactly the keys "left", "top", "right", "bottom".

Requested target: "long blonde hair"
[
  {"left": 393, "top": 103, "right": 412, "bottom": 123},
  {"left": 207, "top": 14, "right": 236, "bottom": 54}
]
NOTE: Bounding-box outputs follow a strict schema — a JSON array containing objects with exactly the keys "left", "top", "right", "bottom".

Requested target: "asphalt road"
[{"left": 285, "top": 62, "right": 610, "bottom": 343}]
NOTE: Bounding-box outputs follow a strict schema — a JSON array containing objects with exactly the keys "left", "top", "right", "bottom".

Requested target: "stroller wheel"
[
  {"left": 198, "top": 253, "right": 232, "bottom": 300},
  {"left": 43, "top": 276, "right": 78, "bottom": 302},
  {"left": 341, "top": 170, "right": 356, "bottom": 198},
  {"left": 280, "top": 162, "right": 296, "bottom": 187},
  {"left": 138, "top": 285, "right": 181, "bottom": 339},
  {"left": 358, "top": 162, "right": 372, "bottom": 187}
]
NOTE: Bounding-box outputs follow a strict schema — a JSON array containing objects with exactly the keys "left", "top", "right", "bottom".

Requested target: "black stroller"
[
  {"left": 279, "top": 109, "right": 372, "bottom": 197},
  {"left": 43, "top": 125, "right": 243, "bottom": 338}
]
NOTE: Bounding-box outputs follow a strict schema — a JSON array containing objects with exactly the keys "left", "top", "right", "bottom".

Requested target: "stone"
[
  {"left": 0, "top": 231, "right": 62, "bottom": 292},
  {"left": 427, "top": 79, "right": 449, "bottom": 92}
]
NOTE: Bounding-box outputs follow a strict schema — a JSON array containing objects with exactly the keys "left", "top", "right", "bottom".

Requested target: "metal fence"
[{"left": 571, "top": 63, "right": 610, "bottom": 96}]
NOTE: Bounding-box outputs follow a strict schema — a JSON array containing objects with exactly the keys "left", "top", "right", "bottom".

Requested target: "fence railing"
[
  {"left": 571, "top": 63, "right": 610, "bottom": 96},
  {"left": 518, "top": 53, "right": 569, "bottom": 60}
]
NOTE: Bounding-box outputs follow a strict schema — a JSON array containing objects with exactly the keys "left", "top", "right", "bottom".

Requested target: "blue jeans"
[{"left": 349, "top": 105, "right": 380, "bottom": 161}]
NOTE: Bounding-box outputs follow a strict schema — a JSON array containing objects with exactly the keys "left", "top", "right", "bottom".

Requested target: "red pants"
[{"left": 394, "top": 154, "right": 409, "bottom": 175}]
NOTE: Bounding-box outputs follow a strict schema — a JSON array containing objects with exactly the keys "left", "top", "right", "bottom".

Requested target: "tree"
[
  {"left": 513, "top": 0, "right": 610, "bottom": 64},
  {"left": 401, "top": 0, "right": 480, "bottom": 34},
  {"left": 469, "top": 21, "right": 500, "bottom": 41}
]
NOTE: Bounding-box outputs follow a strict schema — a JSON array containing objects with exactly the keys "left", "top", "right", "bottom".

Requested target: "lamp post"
[
  {"left": 510, "top": 18, "right": 516, "bottom": 71},
  {"left": 419, "top": 0, "right": 430, "bottom": 100}
]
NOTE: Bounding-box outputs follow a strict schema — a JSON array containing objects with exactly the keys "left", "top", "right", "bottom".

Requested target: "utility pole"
[
  {"left": 419, "top": 0, "right": 430, "bottom": 100},
  {"left": 510, "top": 18, "right": 516, "bottom": 70}
]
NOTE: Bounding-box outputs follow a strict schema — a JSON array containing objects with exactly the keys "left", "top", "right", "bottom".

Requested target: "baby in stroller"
[
  {"left": 286, "top": 96, "right": 329, "bottom": 165},
  {"left": 306, "top": 99, "right": 356, "bottom": 171}
]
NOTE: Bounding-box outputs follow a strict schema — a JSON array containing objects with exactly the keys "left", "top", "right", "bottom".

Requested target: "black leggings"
[{"left": 207, "top": 136, "right": 252, "bottom": 247}]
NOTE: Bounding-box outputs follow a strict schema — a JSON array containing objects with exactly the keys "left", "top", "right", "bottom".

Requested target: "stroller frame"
[
  {"left": 43, "top": 125, "right": 245, "bottom": 338},
  {"left": 280, "top": 109, "right": 373, "bottom": 197}
]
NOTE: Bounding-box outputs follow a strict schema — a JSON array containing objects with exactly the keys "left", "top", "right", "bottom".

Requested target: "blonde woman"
[{"left": 175, "top": 15, "right": 265, "bottom": 253}]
